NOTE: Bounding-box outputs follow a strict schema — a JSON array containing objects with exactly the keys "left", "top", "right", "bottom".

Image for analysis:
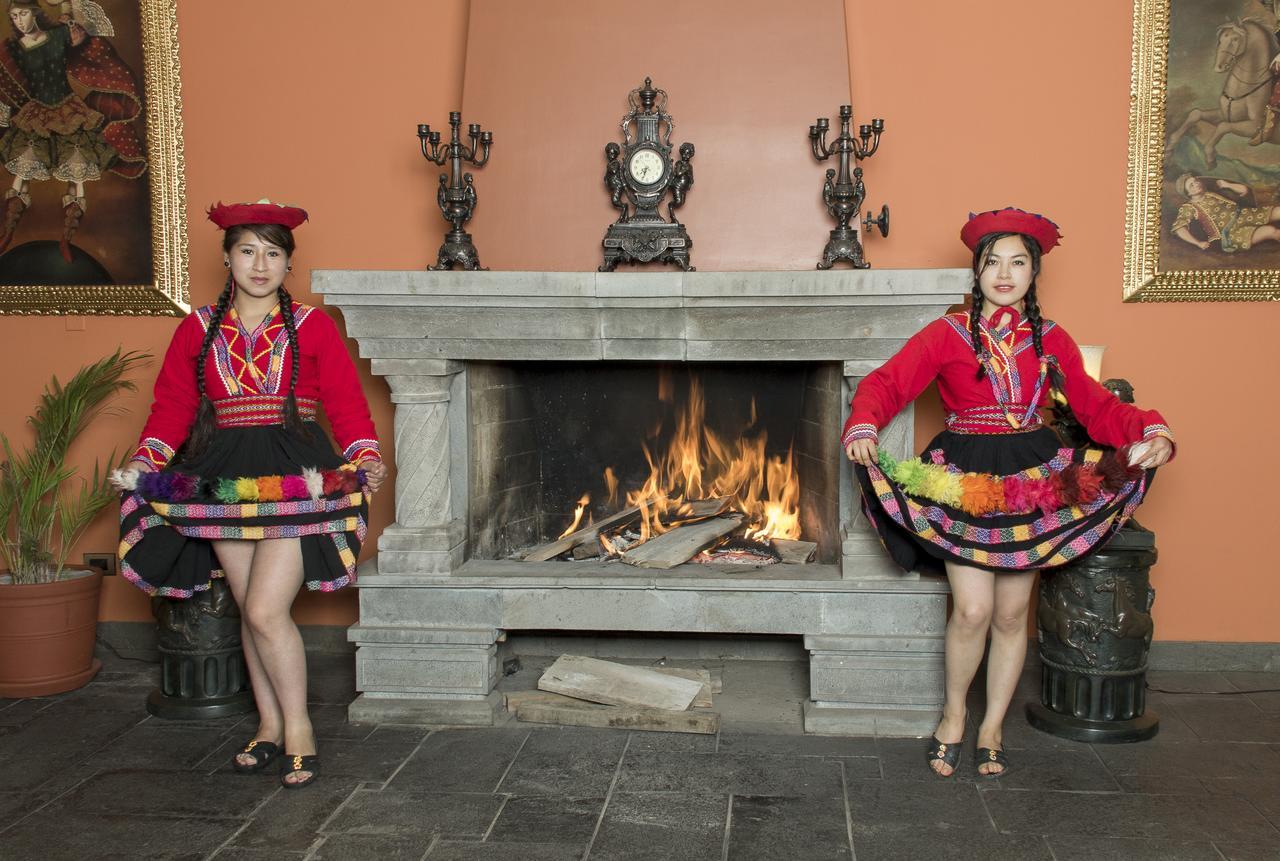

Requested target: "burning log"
[
  {"left": 523, "top": 505, "right": 642, "bottom": 561},
  {"left": 620, "top": 514, "right": 745, "bottom": 570},
  {"left": 772, "top": 538, "right": 817, "bottom": 564}
]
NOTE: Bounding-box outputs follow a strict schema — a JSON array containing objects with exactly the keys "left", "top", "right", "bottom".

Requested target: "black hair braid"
[
  {"left": 183, "top": 275, "right": 234, "bottom": 460},
  {"left": 276, "top": 284, "right": 307, "bottom": 437},
  {"left": 969, "top": 278, "right": 986, "bottom": 381}
]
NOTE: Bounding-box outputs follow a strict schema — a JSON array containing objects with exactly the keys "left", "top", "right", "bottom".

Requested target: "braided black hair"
[
  {"left": 183, "top": 274, "right": 234, "bottom": 460},
  {"left": 183, "top": 223, "right": 301, "bottom": 460},
  {"left": 276, "top": 283, "right": 307, "bottom": 438}
]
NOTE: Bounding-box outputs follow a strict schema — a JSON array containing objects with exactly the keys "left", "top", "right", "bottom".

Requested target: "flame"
[
  {"left": 611, "top": 373, "right": 801, "bottom": 544},
  {"left": 604, "top": 467, "right": 619, "bottom": 508},
  {"left": 558, "top": 493, "right": 591, "bottom": 539}
]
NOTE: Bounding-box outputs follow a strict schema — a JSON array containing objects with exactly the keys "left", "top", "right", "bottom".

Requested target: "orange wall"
[{"left": 2, "top": 1, "right": 1274, "bottom": 641}]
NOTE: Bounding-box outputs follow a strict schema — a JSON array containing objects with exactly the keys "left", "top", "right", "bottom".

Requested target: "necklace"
[{"left": 975, "top": 315, "right": 1054, "bottom": 429}]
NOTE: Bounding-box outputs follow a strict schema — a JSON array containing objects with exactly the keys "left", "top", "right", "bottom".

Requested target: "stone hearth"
[{"left": 314, "top": 268, "right": 968, "bottom": 735}]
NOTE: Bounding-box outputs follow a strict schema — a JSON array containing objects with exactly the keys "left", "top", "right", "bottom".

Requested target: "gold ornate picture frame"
[
  {"left": 0, "top": 0, "right": 187, "bottom": 315},
  {"left": 1126, "top": 0, "right": 1280, "bottom": 302}
]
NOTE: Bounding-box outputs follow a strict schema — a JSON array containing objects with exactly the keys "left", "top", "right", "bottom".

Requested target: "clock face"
[{"left": 628, "top": 148, "right": 665, "bottom": 184}]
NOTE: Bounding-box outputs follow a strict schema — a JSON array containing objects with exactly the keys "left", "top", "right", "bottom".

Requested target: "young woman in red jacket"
[
  {"left": 111, "top": 200, "right": 388, "bottom": 789},
  {"left": 842, "top": 208, "right": 1173, "bottom": 778}
]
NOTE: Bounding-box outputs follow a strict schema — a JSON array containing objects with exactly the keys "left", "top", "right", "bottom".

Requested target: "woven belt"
[
  {"left": 213, "top": 395, "right": 318, "bottom": 428},
  {"left": 945, "top": 405, "right": 1045, "bottom": 435}
]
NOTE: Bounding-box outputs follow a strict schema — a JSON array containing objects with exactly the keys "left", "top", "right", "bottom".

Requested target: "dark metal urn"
[
  {"left": 147, "top": 577, "right": 254, "bottom": 720},
  {"left": 1027, "top": 524, "right": 1159, "bottom": 743}
]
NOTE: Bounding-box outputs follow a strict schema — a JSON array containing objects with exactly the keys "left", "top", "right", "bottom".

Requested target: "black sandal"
[
  {"left": 281, "top": 753, "right": 320, "bottom": 789},
  {"left": 976, "top": 747, "right": 1010, "bottom": 778},
  {"left": 926, "top": 735, "right": 963, "bottom": 778},
  {"left": 231, "top": 739, "right": 281, "bottom": 774}
]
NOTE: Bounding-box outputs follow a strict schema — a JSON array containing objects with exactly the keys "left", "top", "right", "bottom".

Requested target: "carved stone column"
[{"left": 375, "top": 360, "right": 467, "bottom": 575}]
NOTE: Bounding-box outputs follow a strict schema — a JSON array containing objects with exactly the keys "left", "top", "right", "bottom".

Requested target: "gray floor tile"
[
  {"left": 0, "top": 809, "right": 242, "bottom": 859},
  {"left": 0, "top": 708, "right": 144, "bottom": 791},
  {"left": 875, "top": 737, "right": 982, "bottom": 783},
  {"left": 983, "top": 789, "right": 1278, "bottom": 842},
  {"left": 1045, "top": 835, "right": 1224, "bottom": 860},
  {"left": 717, "top": 730, "right": 876, "bottom": 758},
  {"left": 626, "top": 730, "right": 718, "bottom": 753},
  {"left": 323, "top": 788, "right": 503, "bottom": 839},
  {"left": 427, "top": 840, "right": 584, "bottom": 860},
  {"left": 307, "top": 672, "right": 358, "bottom": 706},
  {"left": 311, "top": 737, "right": 423, "bottom": 782},
  {"left": 229, "top": 777, "right": 362, "bottom": 851},
  {"left": 0, "top": 698, "right": 53, "bottom": 727},
  {"left": 58, "top": 768, "right": 275, "bottom": 818},
  {"left": 973, "top": 746, "right": 1120, "bottom": 792},
  {"left": 726, "top": 794, "right": 851, "bottom": 860},
  {"left": 1223, "top": 672, "right": 1280, "bottom": 714},
  {"left": 79, "top": 723, "right": 231, "bottom": 772},
  {"left": 1215, "top": 843, "right": 1280, "bottom": 861},
  {"left": 498, "top": 727, "right": 627, "bottom": 796},
  {"left": 1147, "top": 671, "right": 1240, "bottom": 693},
  {"left": 310, "top": 702, "right": 379, "bottom": 740},
  {"left": 487, "top": 794, "right": 603, "bottom": 844},
  {"left": 1093, "top": 739, "right": 1280, "bottom": 779},
  {"left": 589, "top": 791, "right": 727, "bottom": 861},
  {"left": 1202, "top": 774, "right": 1280, "bottom": 828},
  {"left": 1113, "top": 773, "right": 1207, "bottom": 794},
  {"left": 1161, "top": 696, "right": 1280, "bottom": 743},
  {"left": 391, "top": 728, "right": 530, "bottom": 793},
  {"left": 312, "top": 833, "right": 435, "bottom": 860},
  {"left": 844, "top": 779, "right": 992, "bottom": 832},
  {"left": 851, "top": 828, "right": 1052, "bottom": 861},
  {"left": 211, "top": 849, "right": 310, "bottom": 861},
  {"left": 616, "top": 751, "right": 844, "bottom": 798}
]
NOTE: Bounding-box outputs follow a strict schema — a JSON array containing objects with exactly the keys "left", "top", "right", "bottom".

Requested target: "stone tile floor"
[{"left": 1, "top": 650, "right": 1278, "bottom": 860}]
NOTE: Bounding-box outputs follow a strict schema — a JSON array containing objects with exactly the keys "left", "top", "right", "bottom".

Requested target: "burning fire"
[{"left": 562, "top": 371, "right": 802, "bottom": 554}]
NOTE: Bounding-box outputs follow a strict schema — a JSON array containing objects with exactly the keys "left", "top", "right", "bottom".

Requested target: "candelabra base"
[
  {"left": 600, "top": 221, "right": 694, "bottom": 272},
  {"left": 817, "top": 227, "right": 869, "bottom": 270},
  {"left": 429, "top": 230, "right": 487, "bottom": 271}
]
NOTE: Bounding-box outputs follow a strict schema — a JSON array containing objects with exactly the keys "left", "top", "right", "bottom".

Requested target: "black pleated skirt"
[
  {"left": 118, "top": 422, "right": 368, "bottom": 597},
  {"left": 854, "top": 428, "right": 1153, "bottom": 575}
]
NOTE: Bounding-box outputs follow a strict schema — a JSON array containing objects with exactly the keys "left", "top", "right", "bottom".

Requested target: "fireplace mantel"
[{"left": 315, "top": 267, "right": 969, "bottom": 735}]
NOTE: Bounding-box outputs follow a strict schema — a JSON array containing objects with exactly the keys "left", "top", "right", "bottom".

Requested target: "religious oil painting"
[
  {"left": 1126, "top": 0, "right": 1280, "bottom": 301},
  {"left": 0, "top": 0, "right": 187, "bottom": 315}
]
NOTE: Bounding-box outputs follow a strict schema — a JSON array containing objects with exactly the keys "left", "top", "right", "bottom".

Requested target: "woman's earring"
[
  {"left": 287, "top": 265, "right": 293, "bottom": 272},
  {"left": 223, "top": 260, "right": 229, "bottom": 268}
]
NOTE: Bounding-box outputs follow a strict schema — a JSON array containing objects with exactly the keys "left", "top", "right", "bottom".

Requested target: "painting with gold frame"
[
  {"left": 1126, "top": 0, "right": 1280, "bottom": 302},
  {"left": 0, "top": 0, "right": 186, "bottom": 315}
]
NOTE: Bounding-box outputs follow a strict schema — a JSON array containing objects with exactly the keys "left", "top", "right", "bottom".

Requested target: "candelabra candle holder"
[
  {"left": 809, "top": 105, "right": 888, "bottom": 269},
  {"left": 417, "top": 111, "right": 493, "bottom": 271}
]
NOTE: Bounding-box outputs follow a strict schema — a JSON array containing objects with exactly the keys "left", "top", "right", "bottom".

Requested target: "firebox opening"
[{"left": 468, "top": 361, "right": 841, "bottom": 566}]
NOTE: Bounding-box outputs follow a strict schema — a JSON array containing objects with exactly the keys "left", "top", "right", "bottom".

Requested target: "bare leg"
[
  {"left": 214, "top": 539, "right": 284, "bottom": 768},
  {"left": 240, "top": 538, "right": 314, "bottom": 785},
  {"left": 977, "top": 571, "right": 1038, "bottom": 775},
  {"left": 931, "top": 562, "right": 995, "bottom": 776}
]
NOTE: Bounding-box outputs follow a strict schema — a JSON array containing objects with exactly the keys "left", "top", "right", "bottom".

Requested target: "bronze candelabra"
[
  {"left": 417, "top": 112, "right": 493, "bottom": 271},
  {"left": 809, "top": 105, "right": 888, "bottom": 269}
]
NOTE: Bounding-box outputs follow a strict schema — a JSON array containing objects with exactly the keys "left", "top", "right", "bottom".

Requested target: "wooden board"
[
  {"left": 523, "top": 505, "right": 641, "bottom": 561},
  {"left": 507, "top": 690, "right": 719, "bottom": 735},
  {"left": 772, "top": 538, "right": 817, "bottom": 564},
  {"left": 621, "top": 515, "right": 743, "bottom": 570},
  {"left": 650, "top": 667, "right": 714, "bottom": 707},
  {"left": 537, "top": 655, "right": 704, "bottom": 710}
]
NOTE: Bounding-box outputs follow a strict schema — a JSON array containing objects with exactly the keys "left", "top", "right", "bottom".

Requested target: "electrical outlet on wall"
[{"left": 83, "top": 553, "right": 117, "bottom": 576}]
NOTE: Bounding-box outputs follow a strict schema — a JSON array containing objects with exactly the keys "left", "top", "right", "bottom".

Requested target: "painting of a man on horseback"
[{"left": 1160, "top": 0, "right": 1280, "bottom": 274}]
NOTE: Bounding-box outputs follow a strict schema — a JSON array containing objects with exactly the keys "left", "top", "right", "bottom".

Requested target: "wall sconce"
[{"left": 1078, "top": 345, "right": 1105, "bottom": 382}]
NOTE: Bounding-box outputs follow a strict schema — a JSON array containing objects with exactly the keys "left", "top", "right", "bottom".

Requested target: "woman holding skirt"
[
  {"left": 843, "top": 207, "right": 1174, "bottom": 778},
  {"left": 112, "top": 199, "right": 387, "bottom": 789}
]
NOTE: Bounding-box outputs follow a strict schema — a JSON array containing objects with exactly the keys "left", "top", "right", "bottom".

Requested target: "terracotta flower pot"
[{"left": 0, "top": 569, "right": 103, "bottom": 697}]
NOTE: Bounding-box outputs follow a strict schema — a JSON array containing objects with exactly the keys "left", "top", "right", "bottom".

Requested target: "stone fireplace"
[{"left": 315, "top": 267, "right": 968, "bottom": 735}]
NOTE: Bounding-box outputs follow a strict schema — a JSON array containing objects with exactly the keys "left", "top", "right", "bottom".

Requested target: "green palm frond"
[{"left": 0, "top": 350, "right": 150, "bottom": 585}]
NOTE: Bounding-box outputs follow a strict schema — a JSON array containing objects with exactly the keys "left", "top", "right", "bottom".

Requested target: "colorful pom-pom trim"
[
  {"left": 874, "top": 447, "right": 1143, "bottom": 517},
  {"left": 133, "top": 464, "right": 365, "bottom": 504}
]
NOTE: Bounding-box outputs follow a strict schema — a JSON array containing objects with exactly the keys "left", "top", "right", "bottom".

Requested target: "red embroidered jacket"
[
  {"left": 131, "top": 301, "right": 381, "bottom": 470},
  {"left": 841, "top": 308, "right": 1173, "bottom": 451}
]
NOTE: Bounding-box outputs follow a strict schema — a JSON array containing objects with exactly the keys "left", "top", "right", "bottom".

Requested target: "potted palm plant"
[{"left": 0, "top": 349, "right": 148, "bottom": 697}]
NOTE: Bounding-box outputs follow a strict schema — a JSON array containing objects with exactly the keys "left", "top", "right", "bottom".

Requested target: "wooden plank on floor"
[
  {"left": 650, "top": 667, "right": 714, "bottom": 707},
  {"left": 537, "top": 655, "right": 704, "bottom": 710},
  {"left": 772, "top": 538, "right": 817, "bottom": 564},
  {"left": 509, "top": 690, "right": 719, "bottom": 734},
  {"left": 620, "top": 515, "right": 744, "bottom": 570}
]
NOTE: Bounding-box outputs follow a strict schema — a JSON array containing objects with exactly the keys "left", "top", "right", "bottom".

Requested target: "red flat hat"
[
  {"left": 207, "top": 199, "right": 308, "bottom": 230},
  {"left": 960, "top": 207, "right": 1062, "bottom": 254}
]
